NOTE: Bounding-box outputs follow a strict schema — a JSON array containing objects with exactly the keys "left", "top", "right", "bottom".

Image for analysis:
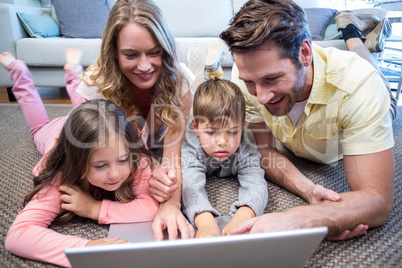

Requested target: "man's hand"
[
  {"left": 59, "top": 185, "right": 101, "bottom": 220},
  {"left": 305, "top": 185, "right": 341, "bottom": 204},
  {"left": 148, "top": 166, "right": 179, "bottom": 202},
  {"left": 231, "top": 210, "right": 369, "bottom": 241},
  {"left": 326, "top": 224, "right": 368, "bottom": 241},
  {"left": 152, "top": 202, "right": 195, "bottom": 241},
  {"left": 230, "top": 211, "right": 303, "bottom": 235}
]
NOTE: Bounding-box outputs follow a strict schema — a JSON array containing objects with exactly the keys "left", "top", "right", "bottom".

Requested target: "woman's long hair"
[
  {"left": 83, "top": 0, "right": 188, "bottom": 138},
  {"left": 24, "top": 99, "right": 153, "bottom": 224}
]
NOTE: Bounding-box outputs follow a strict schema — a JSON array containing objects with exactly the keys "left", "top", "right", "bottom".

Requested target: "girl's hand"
[
  {"left": 148, "top": 165, "right": 179, "bottom": 202},
  {"left": 86, "top": 237, "right": 128, "bottom": 246},
  {"left": 59, "top": 185, "right": 101, "bottom": 221},
  {"left": 306, "top": 185, "right": 341, "bottom": 204}
]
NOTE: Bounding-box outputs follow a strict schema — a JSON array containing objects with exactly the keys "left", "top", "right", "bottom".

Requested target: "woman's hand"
[
  {"left": 152, "top": 202, "right": 195, "bottom": 241},
  {"left": 59, "top": 185, "right": 101, "bottom": 220},
  {"left": 148, "top": 165, "right": 179, "bottom": 202},
  {"left": 86, "top": 237, "right": 128, "bottom": 246}
]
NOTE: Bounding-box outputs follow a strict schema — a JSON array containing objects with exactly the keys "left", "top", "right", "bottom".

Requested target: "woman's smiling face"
[{"left": 116, "top": 21, "right": 163, "bottom": 92}]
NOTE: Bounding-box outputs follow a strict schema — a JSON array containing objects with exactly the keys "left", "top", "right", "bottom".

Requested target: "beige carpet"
[{"left": 0, "top": 104, "right": 401, "bottom": 267}]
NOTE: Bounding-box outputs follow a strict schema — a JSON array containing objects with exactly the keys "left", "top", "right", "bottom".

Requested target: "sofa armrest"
[{"left": 0, "top": 4, "right": 51, "bottom": 56}]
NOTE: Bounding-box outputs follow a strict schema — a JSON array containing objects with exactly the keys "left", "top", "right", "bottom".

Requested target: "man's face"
[{"left": 234, "top": 42, "right": 307, "bottom": 116}]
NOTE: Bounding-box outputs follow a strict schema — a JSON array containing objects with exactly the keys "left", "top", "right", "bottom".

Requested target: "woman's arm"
[{"left": 151, "top": 90, "right": 195, "bottom": 240}]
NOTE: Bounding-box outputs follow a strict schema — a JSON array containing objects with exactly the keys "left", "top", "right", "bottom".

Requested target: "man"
[{"left": 220, "top": 0, "right": 395, "bottom": 240}]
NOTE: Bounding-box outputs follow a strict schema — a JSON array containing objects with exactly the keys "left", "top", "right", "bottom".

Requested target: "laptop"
[{"left": 65, "top": 216, "right": 327, "bottom": 268}]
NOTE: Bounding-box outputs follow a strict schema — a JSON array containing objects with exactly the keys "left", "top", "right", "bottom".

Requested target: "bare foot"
[
  {"left": 0, "top": 52, "right": 16, "bottom": 69},
  {"left": 64, "top": 48, "right": 83, "bottom": 72}
]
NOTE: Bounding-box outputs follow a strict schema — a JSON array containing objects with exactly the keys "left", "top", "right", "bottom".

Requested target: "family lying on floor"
[{"left": 1, "top": 0, "right": 395, "bottom": 267}]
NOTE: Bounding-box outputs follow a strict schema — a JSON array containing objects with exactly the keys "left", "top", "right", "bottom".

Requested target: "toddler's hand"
[
  {"left": 59, "top": 185, "right": 101, "bottom": 220},
  {"left": 222, "top": 206, "right": 255, "bottom": 236},
  {"left": 196, "top": 226, "right": 221, "bottom": 238},
  {"left": 86, "top": 237, "right": 128, "bottom": 246}
]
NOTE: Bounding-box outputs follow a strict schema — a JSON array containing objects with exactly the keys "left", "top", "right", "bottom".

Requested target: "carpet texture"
[{"left": 0, "top": 104, "right": 401, "bottom": 267}]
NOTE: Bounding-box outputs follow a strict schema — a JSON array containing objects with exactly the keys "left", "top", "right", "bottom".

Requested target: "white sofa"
[{"left": 0, "top": 0, "right": 386, "bottom": 89}]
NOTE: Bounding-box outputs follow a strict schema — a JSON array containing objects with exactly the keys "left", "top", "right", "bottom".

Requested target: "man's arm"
[
  {"left": 248, "top": 122, "right": 341, "bottom": 203},
  {"left": 234, "top": 122, "right": 394, "bottom": 236}
]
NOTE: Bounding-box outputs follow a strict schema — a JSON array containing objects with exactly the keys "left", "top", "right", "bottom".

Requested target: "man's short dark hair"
[{"left": 220, "top": 0, "right": 311, "bottom": 67}]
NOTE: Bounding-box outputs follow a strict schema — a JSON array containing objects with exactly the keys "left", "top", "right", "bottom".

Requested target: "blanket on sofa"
[{"left": 0, "top": 104, "right": 401, "bottom": 267}]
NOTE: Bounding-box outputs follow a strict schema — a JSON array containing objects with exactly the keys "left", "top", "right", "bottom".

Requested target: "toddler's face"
[{"left": 193, "top": 118, "right": 242, "bottom": 162}]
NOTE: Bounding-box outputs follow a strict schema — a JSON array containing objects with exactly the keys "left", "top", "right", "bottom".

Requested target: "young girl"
[
  {"left": 1, "top": 52, "right": 159, "bottom": 267},
  {"left": 75, "top": 0, "right": 195, "bottom": 240}
]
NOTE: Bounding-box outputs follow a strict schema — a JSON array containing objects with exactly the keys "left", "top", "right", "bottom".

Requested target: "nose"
[
  {"left": 108, "top": 165, "right": 119, "bottom": 180},
  {"left": 137, "top": 54, "right": 151, "bottom": 72},
  {"left": 215, "top": 132, "right": 229, "bottom": 147},
  {"left": 256, "top": 84, "right": 275, "bottom": 105}
]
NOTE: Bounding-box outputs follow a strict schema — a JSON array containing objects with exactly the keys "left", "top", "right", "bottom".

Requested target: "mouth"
[
  {"left": 135, "top": 71, "right": 154, "bottom": 80},
  {"left": 107, "top": 180, "right": 120, "bottom": 186},
  {"left": 266, "top": 95, "right": 285, "bottom": 108},
  {"left": 215, "top": 150, "right": 229, "bottom": 158}
]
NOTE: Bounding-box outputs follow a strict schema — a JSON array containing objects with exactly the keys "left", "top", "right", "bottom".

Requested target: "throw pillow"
[
  {"left": 304, "top": 8, "right": 337, "bottom": 41},
  {"left": 51, "top": 0, "right": 109, "bottom": 38},
  {"left": 16, "top": 12, "right": 60, "bottom": 38},
  {"left": 323, "top": 24, "right": 342, "bottom": 40}
]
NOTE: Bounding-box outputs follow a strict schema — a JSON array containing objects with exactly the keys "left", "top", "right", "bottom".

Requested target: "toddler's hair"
[
  {"left": 193, "top": 78, "right": 245, "bottom": 127},
  {"left": 24, "top": 99, "right": 152, "bottom": 224}
]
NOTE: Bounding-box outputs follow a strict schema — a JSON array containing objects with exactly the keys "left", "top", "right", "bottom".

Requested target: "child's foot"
[
  {"left": 205, "top": 39, "right": 224, "bottom": 72},
  {"left": 64, "top": 48, "right": 83, "bottom": 72},
  {"left": 187, "top": 45, "right": 206, "bottom": 93},
  {"left": 0, "top": 52, "right": 16, "bottom": 69}
]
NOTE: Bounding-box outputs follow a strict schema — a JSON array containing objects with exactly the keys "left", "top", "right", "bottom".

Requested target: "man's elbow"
[{"left": 370, "top": 193, "right": 393, "bottom": 227}]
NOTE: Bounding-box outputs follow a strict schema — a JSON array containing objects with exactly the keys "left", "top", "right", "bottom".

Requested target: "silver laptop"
[{"left": 65, "top": 216, "right": 327, "bottom": 268}]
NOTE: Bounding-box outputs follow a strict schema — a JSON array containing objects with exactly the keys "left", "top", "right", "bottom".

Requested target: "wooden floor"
[{"left": 0, "top": 87, "right": 71, "bottom": 105}]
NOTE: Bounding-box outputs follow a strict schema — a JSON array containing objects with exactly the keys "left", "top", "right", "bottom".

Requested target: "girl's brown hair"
[{"left": 24, "top": 99, "right": 153, "bottom": 224}]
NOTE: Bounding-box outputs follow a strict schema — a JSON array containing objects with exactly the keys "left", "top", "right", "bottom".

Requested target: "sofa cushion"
[
  {"left": 153, "top": 0, "right": 233, "bottom": 37},
  {"left": 16, "top": 12, "right": 60, "bottom": 38},
  {"left": 51, "top": 0, "right": 109, "bottom": 38},
  {"left": 304, "top": 8, "right": 337, "bottom": 41},
  {"left": 16, "top": 37, "right": 102, "bottom": 66}
]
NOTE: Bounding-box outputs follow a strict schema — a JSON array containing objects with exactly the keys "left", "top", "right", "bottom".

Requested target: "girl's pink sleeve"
[
  {"left": 5, "top": 178, "right": 89, "bottom": 268},
  {"left": 98, "top": 157, "right": 159, "bottom": 224}
]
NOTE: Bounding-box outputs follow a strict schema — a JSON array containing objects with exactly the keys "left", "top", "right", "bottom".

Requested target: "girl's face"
[
  {"left": 86, "top": 138, "right": 132, "bottom": 192},
  {"left": 193, "top": 118, "right": 242, "bottom": 162},
  {"left": 116, "top": 21, "right": 163, "bottom": 92}
]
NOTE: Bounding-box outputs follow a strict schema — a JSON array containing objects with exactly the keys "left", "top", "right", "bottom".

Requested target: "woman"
[{"left": 76, "top": 0, "right": 195, "bottom": 240}]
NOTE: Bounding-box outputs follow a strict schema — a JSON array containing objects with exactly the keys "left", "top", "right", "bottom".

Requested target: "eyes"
[
  {"left": 94, "top": 158, "right": 129, "bottom": 169},
  {"left": 244, "top": 76, "right": 279, "bottom": 85},
  {"left": 205, "top": 130, "right": 239, "bottom": 136},
  {"left": 122, "top": 48, "right": 162, "bottom": 59}
]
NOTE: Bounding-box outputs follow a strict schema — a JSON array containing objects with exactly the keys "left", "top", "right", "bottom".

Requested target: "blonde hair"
[
  {"left": 193, "top": 78, "right": 245, "bottom": 127},
  {"left": 83, "top": 0, "right": 188, "bottom": 137}
]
